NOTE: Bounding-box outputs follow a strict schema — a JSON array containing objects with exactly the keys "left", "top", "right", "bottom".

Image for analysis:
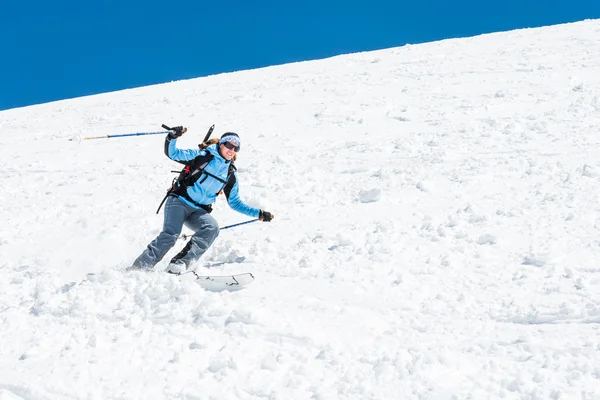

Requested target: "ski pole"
[
  {"left": 180, "top": 219, "right": 259, "bottom": 240},
  {"left": 221, "top": 219, "right": 259, "bottom": 231},
  {"left": 75, "top": 131, "right": 172, "bottom": 141}
]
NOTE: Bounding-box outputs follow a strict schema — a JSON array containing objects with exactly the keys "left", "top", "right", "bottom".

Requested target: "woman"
[{"left": 130, "top": 126, "right": 274, "bottom": 273}]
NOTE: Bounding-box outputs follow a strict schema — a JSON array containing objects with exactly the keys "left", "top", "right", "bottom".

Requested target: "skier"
[{"left": 130, "top": 126, "right": 274, "bottom": 273}]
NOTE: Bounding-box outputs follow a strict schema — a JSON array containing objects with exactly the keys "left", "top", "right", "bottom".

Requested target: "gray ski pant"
[{"left": 132, "top": 196, "right": 219, "bottom": 270}]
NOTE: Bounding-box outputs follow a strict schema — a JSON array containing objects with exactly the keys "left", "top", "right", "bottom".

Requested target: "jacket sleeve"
[
  {"left": 164, "top": 136, "right": 204, "bottom": 162},
  {"left": 223, "top": 172, "right": 261, "bottom": 218}
]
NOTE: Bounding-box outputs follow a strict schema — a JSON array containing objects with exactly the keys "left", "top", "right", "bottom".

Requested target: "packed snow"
[{"left": 1, "top": 19, "right": 600, "bottom": 399}]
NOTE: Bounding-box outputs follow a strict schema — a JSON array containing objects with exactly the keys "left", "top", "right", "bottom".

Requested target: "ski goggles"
[
  {"left": 219, "top": 134, "right": 241, "bottom": 152},
  {"left": 222, "top": 141, "right": 240, "bottom": 152}
]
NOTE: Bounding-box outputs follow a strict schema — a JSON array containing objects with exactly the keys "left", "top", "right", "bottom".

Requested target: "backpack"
[{"left": 156, "top": 150, "right": 236, "bottom": 214}]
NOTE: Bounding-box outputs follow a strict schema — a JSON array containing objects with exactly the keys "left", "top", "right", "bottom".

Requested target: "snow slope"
[{"left": 1, "top": 19, "right": 600, "bottom": 399}]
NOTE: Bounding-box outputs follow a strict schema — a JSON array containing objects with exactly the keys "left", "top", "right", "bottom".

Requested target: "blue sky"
[{"left": 1, "top": 0, "right": 598, "bottom": 111}]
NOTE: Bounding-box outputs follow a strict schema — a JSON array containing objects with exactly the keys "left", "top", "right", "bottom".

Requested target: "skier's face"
[{"left": 219, "top": 142, "right": 237, "bottom": 160}]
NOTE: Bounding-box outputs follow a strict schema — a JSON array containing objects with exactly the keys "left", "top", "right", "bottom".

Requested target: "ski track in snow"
[{"left": 1, "top": 20, "right": 600, "bottom": 399}]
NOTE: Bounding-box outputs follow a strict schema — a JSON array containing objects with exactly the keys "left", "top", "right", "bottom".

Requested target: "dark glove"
[
  {"left": 259, "top": 210, "right": 274, "bottom": 222},
  {"left": 168, "top": 126, "right": 186, "bottom": 139}
]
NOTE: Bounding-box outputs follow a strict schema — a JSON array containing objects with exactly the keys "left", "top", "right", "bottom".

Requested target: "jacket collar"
[{"left": 207, "top": 144, "right": 231, "bottom": 164}]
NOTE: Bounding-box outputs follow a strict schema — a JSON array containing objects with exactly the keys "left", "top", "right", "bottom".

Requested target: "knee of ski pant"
[
  {"left": 162, "top": 223, "right": 183, "bottom": 238},
  {"left": 191, "top": 222, "right": 219, "bottom": 242},
  {"left": 159, "top": 230, "right": 181, "bottom": 245},
  {"left": 206, "top": 224, "right": 219, "bottom": 240}
]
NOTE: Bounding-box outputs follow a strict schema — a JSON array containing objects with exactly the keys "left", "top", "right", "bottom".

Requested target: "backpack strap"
[
  {"left": 220, "top": 163, "right": 237, "bottom": 197},
  {"left": 156, "top": 153, "right": 214, "bottom": 214}
]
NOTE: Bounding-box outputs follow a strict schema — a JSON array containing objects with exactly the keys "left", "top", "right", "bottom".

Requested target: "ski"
[{"left": 176, "top": 271, "right": 254, "bottom": 290}]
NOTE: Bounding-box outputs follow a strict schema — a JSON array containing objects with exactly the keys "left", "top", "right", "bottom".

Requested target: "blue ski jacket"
[{"left": 166, "top": 137, "right": 260, "bottom": 218}]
